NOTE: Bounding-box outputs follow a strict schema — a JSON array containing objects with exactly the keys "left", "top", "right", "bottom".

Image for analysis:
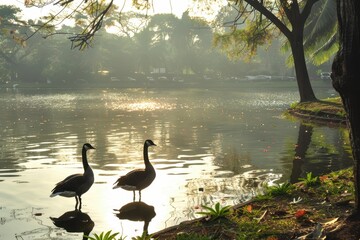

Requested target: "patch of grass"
[
  {"left": 236, "top": 219, "right": 271, "bottom": 240},
  {"left": 289, "top": 98, "right": 345, "bottom": 117}
]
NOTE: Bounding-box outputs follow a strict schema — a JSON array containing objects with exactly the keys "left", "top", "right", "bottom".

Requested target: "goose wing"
[
  {"left": 113, "top": 169, "right": 147, "bottom": 187},
  {"left": 51, "top": 173, "right": 86, "bottom": 194}
]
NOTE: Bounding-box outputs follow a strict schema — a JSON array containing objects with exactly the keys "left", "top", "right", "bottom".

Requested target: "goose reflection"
[
  {"left": 114, "top": 201, "right": 156, "bottom": 235},
  {"left": 50, "top": 209, "right": 94, "bottom": 240}
]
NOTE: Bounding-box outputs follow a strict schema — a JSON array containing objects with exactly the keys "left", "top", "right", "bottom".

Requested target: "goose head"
[
  {"left": 145, "top": 140, "right": 156, "bottom": 147},
  {"left": 84, "top": 143, "right": 96, "bottom": 151}
]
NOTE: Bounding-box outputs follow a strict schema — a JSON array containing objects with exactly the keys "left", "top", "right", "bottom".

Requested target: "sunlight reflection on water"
[{"left": 109, "top": 100, "right": 177, "bottom": 111}]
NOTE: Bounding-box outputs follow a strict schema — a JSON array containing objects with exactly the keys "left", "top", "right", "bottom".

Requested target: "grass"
[
  {"left": 288, "top": 97, "right": 346, "bottom": 119},
  {"left": 286, "top": 97, "right": 348, "bottom": 128}
]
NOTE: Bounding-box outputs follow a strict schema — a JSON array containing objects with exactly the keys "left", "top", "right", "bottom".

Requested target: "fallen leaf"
[
  {"left": 244, "top": 205, "right": 252, "bottom": 213},
  {"left": 319, "top": 175, "right": 328, "bottom": 182},
  {"left": 295, "top": 209, "right": 306, "bottom": 218}
]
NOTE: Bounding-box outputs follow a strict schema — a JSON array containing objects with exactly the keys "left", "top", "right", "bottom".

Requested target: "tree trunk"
[
  {"left": 332, "top": 0, "right": 360, "bottom": 213},
  {"left": 290, "top": 32, "right": 318, "bottom": 102}
]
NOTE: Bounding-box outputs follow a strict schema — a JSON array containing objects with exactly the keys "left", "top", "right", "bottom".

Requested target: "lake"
[{"left": 0, "top": 80, "right": 353, "bottom": 239}]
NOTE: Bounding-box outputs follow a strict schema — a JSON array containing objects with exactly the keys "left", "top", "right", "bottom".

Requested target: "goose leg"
[
  {"left": 79, "top": 196, "right": 82, "bottom": 210},
  {"left": 75, "top": 196, "right": 79, "bottom": 210},
  {"left": 139, "top": 190, "right": 141, "bottom": 201},
  {"left": 133, "top": 190, "right": 135, "bottom": 202}
]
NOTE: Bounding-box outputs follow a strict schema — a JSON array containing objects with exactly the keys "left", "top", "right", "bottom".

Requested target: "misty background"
[{"left": 0, "top": 7, "right": 332, "bottom": 87}]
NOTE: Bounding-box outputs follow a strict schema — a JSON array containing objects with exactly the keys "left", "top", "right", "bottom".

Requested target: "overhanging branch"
[{"left": 245, "top": 0, "right": 291, "bottom": 38}]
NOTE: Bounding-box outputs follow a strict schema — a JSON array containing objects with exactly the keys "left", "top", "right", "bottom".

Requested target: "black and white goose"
[
  {"left": 113, "top": 139, "right": 156, "bottom": 201},
  {"left": 50, "top": 143, "right": 95, "bottom": 210}
]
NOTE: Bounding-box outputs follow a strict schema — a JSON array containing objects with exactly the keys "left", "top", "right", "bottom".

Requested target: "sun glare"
[{"left": 107, "top": 100, "right": 176, "bottom": 111}]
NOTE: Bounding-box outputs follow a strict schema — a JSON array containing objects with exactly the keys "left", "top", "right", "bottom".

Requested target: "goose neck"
[
  {"left": 82, "top": 147, "right": 90, "bottom": 170},
  {"left": 143, "top": 144, "right": 151, "bottom": 166}
]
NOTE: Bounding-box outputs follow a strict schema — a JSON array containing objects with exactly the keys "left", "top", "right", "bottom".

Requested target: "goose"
[
  {"left": 50, "top": 143, "right": 95, "bottom": 210},
  {"left": 113, "top": 139, "right": 156, "bottom": 201}
]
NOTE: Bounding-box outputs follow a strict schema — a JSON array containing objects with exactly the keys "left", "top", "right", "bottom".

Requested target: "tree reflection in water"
[
  {"left": 290, "top": 124, "right": 314, "bottom": 183},
  {"left": 286, "top": 122, "right": 352, "bottom": 183}
]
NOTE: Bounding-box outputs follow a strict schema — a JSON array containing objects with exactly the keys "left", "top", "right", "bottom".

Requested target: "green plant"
[
  {"left": 299, "top": 172, "right": 319, "bottom": 187},
  {"left": 197, "top": 202, "right": 232, "bottom": 220},
  {"left": 266, "top": 182, "right": 293, "bottom": 197},
  {"left": 131, "top": 232, "right": 154, "bottom": 240},
  {"left": 85, "top": 230, "right": 121, "bottom": 240}
]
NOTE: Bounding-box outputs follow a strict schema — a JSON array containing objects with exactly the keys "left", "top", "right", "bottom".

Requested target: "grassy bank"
[
  {"left": 286, "top": 97, "right": 346, "bottom": 125},
  {"left": 149, "top": 168, "right": 355, "bottom": 240}
]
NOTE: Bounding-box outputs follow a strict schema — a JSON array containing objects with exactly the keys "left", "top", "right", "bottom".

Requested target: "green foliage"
[
  {"left": 0, "top": 5, "right": 21, "bottom": 23},
  {"left": 304, "top": 0, "right": 338, "bottom": 65},
  {"left": 213, "top": 20, "right": 274, "bottom": 62},
  {"left": 299, "top": 172, "right": 319, "bottom": 187},
  {"left": 321, "top": 168, "right": 354, "bottom": 196},
  {"left": 85, "top": 230, "right": 120, "bottom": 240},
  {"left": 131, "top": 232, "right": 153, "bottom": 240},
  {"left": 197, "top": 202, "right": 232, "bottom": 220},
  {"left": 265, "top": 182, "right": 293, "bottom": 197}
]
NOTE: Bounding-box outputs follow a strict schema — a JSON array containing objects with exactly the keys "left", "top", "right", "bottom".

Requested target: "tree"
[
  {"left": 0, "top": 5, "right": 48, "bottom": 82},
  {"left": 211, "top": 0, "right": 320, "bottom": 102},
  {"left": 332, "top": 0, "right": 360, "bottom": 213}
]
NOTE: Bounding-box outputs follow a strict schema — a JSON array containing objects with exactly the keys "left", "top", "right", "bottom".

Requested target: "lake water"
[{"left": 0, "top": 81, "right": 353, "bottom": 239}]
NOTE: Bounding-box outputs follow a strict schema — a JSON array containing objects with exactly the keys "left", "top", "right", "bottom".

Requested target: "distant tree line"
[{"left": 0, "top": 4, "right": 329, "bottom": 85}]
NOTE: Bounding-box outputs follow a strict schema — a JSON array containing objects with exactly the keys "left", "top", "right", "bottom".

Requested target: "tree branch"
[
  {"left": 244, "top": 0, "right": 291, "bottom": 39},
  {"left": 68, "top": 0, "right": 114, "bottom": 49},
  {"left": 301, "top": 0, "right": 320, "bottom": 23}
]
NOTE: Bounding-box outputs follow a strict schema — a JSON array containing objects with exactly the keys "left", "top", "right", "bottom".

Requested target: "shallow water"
[{"left": 0, "top": 81, "right": 352, "bottom": 239}]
